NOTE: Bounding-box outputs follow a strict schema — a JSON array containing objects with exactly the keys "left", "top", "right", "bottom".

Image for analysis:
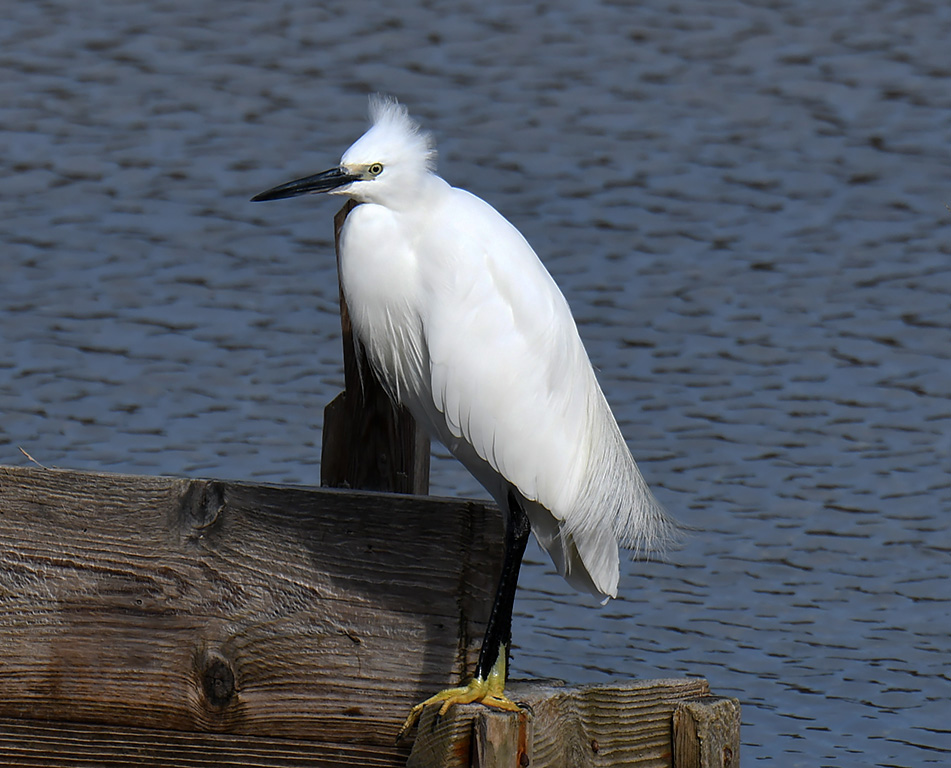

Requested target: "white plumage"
[
  {"left": 252, "top": 96, "right": 678, "bottom": 730},
  {"left": 303, "top": 96, "right": 673, "bottom": 600},
  {"left": 254, "top": 97, "right": 673, "bottom": 600}
]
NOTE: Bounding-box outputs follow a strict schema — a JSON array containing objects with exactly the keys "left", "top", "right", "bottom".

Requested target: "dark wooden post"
[{"left": 320, "top": 200, "right": 431, "bottom": 494}]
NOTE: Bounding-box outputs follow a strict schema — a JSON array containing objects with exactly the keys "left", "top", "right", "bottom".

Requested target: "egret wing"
[
  {"left": 420, "top": 189, "right": 672, "bottom": 600},
  {"left": 423, "top": 189, "right": 596, "bottom": 519}
]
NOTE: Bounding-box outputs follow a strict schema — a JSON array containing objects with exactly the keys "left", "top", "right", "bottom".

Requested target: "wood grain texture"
[
  {"left": 0, "top": 716, "right": 403, "bottom": 767},
  {"left": 472, "top": 708, "right": 533, "bottom": 768},
  {"left": 407, "top": 678, "right": 713, "bottom": 768},
  {"left": 0, "top": 465, "right": 500, "bottom": 753},
  {"left": 320, "top": 199, "right": 431, "bottom": 495},
  {"left": 673, "top": 697, "right": 741, "bottom": 768}
]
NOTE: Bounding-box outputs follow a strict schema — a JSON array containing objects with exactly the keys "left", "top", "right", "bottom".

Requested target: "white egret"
[{"left": 252, "top": 96, "right": 674, "bottom": 737}]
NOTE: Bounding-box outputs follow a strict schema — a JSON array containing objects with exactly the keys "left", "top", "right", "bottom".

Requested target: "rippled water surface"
[{"left": 3, "top": 1, "right": 950, "bottom": 764}]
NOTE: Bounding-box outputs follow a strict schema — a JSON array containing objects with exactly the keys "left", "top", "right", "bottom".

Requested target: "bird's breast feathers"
[
  {"left": 339, "top": 192, "right": 598, "bottom": 516},
  {"left": 338, "top": 204, "right": 428, "bottom": 403}
]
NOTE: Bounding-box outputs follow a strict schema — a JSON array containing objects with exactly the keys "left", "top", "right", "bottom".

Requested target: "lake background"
[{"left": 2, "top": 1, "right": 950, "bottom": 764}]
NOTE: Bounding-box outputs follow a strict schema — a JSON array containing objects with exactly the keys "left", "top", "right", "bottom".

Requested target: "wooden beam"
[
  {"left": 0, "top": 465, "right": 500, "bottom": 759},
  {"left": 321, "top": 200, "right": 431, "bottom": 494},
  {"left": 406, "top": 678, "right": 729, "bottom": 768},
  {"left": 0, "top": 716, "right": 401, "bottom": 767}
]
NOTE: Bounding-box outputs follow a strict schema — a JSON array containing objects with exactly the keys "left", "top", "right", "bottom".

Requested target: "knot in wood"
[
  {"left": 182, "top": 480, "right": 225, "bottom": 531},
  {"left": 723, "top": 744, "right": 735, "bottom": 767},
  {"left": 201, "top": 655, "right": 236, "bottom": 707}
]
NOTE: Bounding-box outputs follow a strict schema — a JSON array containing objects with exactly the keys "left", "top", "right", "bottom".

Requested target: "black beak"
[{"left": 250, "top": 167, "right": 358, "bottom": 202}]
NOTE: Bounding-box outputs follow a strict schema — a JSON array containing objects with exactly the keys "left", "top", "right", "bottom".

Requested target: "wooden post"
[
  {"left": 408, "top": 705, "right": 533, "bottom": 768},
  {"left": 673, "top": 697, "right": 741, "bottom": 768},
  {"left": 320, "top": 200, "right": 431, "bottom": 494},
  {"left": 472, "top": 708, "right": 534, "bottom": 768}
]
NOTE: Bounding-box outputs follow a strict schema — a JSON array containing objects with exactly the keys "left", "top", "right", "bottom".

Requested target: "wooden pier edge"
[
  {"left": 0, "top": 691, "right": 741, "bottom": 768},
  {"left": 0, "top": 463, "right": 741, "bottom": 767},
  {"left": 407, "top": 679, "right": 740, "bottom": 768}
]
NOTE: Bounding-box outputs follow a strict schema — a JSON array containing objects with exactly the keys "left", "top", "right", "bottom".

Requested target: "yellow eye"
[{"left": 367, "top": 163, "right": 384, "bottom": 176}]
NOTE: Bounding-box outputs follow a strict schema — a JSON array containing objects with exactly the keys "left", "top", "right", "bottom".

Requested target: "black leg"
[
  {"left": 474, "top": 488, "right": 531, "bottom": 681},
  {"left": 396, "top": 488, "right": 532, "bottom": 742}
]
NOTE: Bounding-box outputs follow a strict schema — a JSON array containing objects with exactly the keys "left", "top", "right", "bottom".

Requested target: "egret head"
[{"left": 251, "top": 95, "right": 436, "bottom": 207}]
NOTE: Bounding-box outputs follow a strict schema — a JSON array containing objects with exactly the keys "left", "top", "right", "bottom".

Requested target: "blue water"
[{"left": 3, "top": 1, "right": 950, "bottom": 764}]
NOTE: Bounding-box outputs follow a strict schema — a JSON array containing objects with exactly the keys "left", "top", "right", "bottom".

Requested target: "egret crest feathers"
[{"left": 343, "top": 95, "right": 437, "bottom": 175}]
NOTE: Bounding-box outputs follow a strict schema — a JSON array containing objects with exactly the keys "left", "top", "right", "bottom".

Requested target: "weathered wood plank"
[
  {"left": 407, "top": 678, "right": 713, "bottom": 768},
  {"left": 0, "top": 716, "right": 402, "bottom": 767},
  {"left": 320, "top": 199, "right": 431, "bottom": 494},
  {"left": 0, "top": 465, "right": 500, "bottom": 753},
  {"left": 673, "top": 697, "right": 741, "bottom": 768},
  {"left": 471, "top": 708, "right": 533, "bottom": 768}
]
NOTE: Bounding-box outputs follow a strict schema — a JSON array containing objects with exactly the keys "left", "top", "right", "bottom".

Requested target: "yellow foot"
[{"left": 397, "top": 645, "right": 520, "bottom": 741}]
